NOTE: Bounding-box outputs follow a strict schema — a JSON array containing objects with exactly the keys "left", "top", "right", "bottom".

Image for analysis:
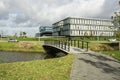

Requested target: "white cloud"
[
  {"left": 0, "top": 26, "right": 39, "bottom": 37},
  {"left": 0, "top": 0, "right": 119, "bottom": 36}
]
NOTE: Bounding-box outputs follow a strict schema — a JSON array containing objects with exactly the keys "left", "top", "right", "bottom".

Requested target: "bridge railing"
[
  {"left": 44, "top": 40, "right": 70, "bottom": 51},
  {"left": 43, "top": 40, "right": 89, "bottom": 51},
  {"left": 69, "top": 40, "right": 89, "bottom": 50}
]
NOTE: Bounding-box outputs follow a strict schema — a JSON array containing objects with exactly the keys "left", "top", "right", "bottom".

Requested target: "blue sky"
[{"left": 0, "top": 0, "right": 119, "bottom": 36}]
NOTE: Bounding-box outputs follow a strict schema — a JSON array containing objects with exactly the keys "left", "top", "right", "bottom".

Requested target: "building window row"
[
  {"left": 70, "top": 25, "right": 113, "bottom": 31},
  {"left": 70, "top": 30, "right": 114, "bottom": 36},
  {"left": 69, "top": 18, "right": 112, "bottom": 26}
]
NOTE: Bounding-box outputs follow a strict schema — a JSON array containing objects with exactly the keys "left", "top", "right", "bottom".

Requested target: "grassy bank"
[
  {"left": 0, "top": 42, "right": 44, "bottom": 53},
  {"left": 101, "top": 51, "right": 120, "bottom": 61},
  {"left": 89, "top": 42, "right": 120, "bottom": 61},
  {"left": 0, "top": 54, "right": 74, "bottom": 80}
]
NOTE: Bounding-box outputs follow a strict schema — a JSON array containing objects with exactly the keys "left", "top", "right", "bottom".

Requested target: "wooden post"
[
  {"left": 86, "top": 42, "right": 89, "bottom": 51},
  {"left": 74, "top": 40, "right": 76, "bottom": 47},
  {"left": 119, "top": 42, "right": 120, "bottom": 51},
  {"left": 61, "top": 41, "right": 63, "bottom": 49},
  {"left": 82, "top": 41, "right": 84, "bottom": 49},
  {"left": 64, "top": 42, "right": 66, "bottom": 50},
  {"left": 54, "top": 40, "right": 55, "bottom": 46},
  {"left": 78, "top": 40, "right": 80, "bottom": 48},
  {"left": 58, "top": 41, "right": 60, "bottom": 48},
  {"left": 71, "top": 40, "right": 72, "bottom": 46},
  {"left": 55, "top": 40, "right": 57, "bottom": 47},
  {"left": 50, "top": 41, "right": 53, "bottom": 45},
  {"left": 68, "top": 41, "right": 70, "bottom": 51}
]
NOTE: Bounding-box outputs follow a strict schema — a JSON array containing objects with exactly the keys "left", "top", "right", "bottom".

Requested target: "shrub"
[{"left": 90, "top": 43, "right": 114, "bottom": 51}]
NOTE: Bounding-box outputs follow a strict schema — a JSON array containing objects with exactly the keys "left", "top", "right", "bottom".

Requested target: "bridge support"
[{"left": 43, "top": 45, "right": 68, "bottom": 57}]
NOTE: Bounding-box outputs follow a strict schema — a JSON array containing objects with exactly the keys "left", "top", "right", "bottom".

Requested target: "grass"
[
  {"left": 101, "top": 51, "right": 120, "bottom": 61},
  {"left": 89, "top": 42, "right": 120, "bottom": 61},
  {"left": 0, "top": 42, "right": 44, "bottom": 53},
  {"left": 1, "top": 37, "right": 68, "bottom": 41},
  {"left": 0, "top": 37, "right": 39, "bottom": 41},
  {"left": 72, "top": 36, "right": 120, "bottom": 41},
  {"left": 0, "top": 58, "right": 6, "bottom": 63},
  {"left": 0, "top": 54, "right": 74, "bottom": 80},
  {"left": 17, "top": 37, "right": 38, "bottom": 41}
]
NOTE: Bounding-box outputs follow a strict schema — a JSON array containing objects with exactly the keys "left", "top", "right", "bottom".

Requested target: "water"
[{"left": 0, "top": 51, "right": 46, "bottom": 64}]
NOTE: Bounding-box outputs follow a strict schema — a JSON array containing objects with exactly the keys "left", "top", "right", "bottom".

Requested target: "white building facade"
[{"left": 53, "top": 17, "right": 115, "bottom": 37}]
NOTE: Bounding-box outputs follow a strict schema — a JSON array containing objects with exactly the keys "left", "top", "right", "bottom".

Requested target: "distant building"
[
  {"left": 35, "top": 33, "right": 40, "bottom": 37},
  {"left": 39, "top": 26, "right": 53, "bottom": 36},
  {"left": 53, "top": 17, "right": 115, "bottom": 37}
]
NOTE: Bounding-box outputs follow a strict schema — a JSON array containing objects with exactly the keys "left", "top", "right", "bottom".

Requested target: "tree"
[
  {"left": 111, "top": 1, "right": 120, "bottom": 29},
  {"left": 19, "top": 31, "right": 27, "bottom": 38},
  {"left": 84, "top": 31, "right": 88, "bottom": 36},
  {"left": 0, "top": 34, "right": 1, "bottom": 40},
  {"left": 111, "top": 1, "right": 120, "bottom": 39},
  {"left": 23, "top": 32, "right": 27, "bottom": 38},
  {"left": 115, "top": 30, "right": 120, "bottom": 37}
]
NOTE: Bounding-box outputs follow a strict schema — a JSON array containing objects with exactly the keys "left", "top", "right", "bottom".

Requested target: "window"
[
  {"left": 74, "top": 19, "right": 76, "bottom": 24},
  {"left": 77, "top": 19, "right": 79, "bottom": 24},
  {"left": 79, "top": 31, "right": 81, "bottom": 35},
  {"left": 81, "top": 31, "right": 83, "bottom": 35},
  {"left": 89, "top": 20, "right": 91, "bottom": 24},
  {"left": 70, "top": 30, "right": 72, "bottom": 35},
  {"left": 84, "top": 19, "right": 86, "bottom": 24}
]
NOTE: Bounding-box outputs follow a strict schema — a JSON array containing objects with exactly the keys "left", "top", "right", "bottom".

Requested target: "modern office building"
[
  {"left": 53, "top": 17, "right": 115, "bottom": 37},
  {"left": 39, "top": 26, "right": 53, "bottom": 36}
]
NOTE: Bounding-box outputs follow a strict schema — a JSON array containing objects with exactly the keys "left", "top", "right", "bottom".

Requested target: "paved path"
[{"left": 70, "top": 51, "right": 120, "bottom": 80}]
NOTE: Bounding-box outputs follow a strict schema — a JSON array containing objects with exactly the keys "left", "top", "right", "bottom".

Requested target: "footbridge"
[{"left": 42, "top": 40, "right": 89, "bottom": 55}]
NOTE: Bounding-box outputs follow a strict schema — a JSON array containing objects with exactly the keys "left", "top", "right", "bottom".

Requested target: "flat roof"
[{"left": 53, "top": 17, "right": 112, "bottom": 25}]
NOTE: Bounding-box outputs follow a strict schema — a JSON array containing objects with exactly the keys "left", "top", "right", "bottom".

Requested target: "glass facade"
[
  {"left": 53, "top": 17, "right": 115, "bottom": 37},
  {"left": 39, "top": 26, "right": 53, "bottom": 33},
  {"left": 39, "top": 26, "right": 53, "bottom": 36}
]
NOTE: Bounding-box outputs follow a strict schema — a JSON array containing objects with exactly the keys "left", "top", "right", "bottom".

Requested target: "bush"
[{"left": 90, "top": 43, "right": 114, "bottom": 51}]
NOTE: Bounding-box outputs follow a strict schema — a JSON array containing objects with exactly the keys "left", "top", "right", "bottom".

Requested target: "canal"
[
  {"left": 0, "top": 51, "right": 67, "bottom": 64},
  {"left": 0, "top": 51, "right": 47, "bottom": 64}
]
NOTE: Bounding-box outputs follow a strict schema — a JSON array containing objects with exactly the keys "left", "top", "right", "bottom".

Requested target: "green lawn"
[
  {"left": 89, "top": 42, "right": 120, "bottom": 61},
  {"left": 0, "top": 54, "right": 74, "bottom": 80},
  {"left": 0, "top": 42, "right": 44, "bottom": 53},
  {"left": 101, "top": 51, "right": 120, "bottom": 61},
  {"left": 17, "top": 37, "right": 38, "bottom": 41},
  {"left": 1, "top": 37, "right": 39, "bottom": 41}
]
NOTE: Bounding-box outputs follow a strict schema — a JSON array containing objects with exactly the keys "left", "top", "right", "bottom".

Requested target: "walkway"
[{"left": 70, "top": 51, "right": 120, "bottom": 80}]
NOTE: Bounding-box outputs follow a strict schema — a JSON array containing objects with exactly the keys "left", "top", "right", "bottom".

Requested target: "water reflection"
[{"left": 0, "top": 51, "right": 46, "bottom": 63}]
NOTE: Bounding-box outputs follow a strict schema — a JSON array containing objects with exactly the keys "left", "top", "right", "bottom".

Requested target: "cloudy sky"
[{"left": 0, "top": 0, "right": 119, "bottom": 36}]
